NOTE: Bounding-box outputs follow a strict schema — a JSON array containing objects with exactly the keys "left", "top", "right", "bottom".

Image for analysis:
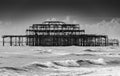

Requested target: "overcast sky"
[{"left": 0, "top": 0, "right": 120, "bottom": 40}]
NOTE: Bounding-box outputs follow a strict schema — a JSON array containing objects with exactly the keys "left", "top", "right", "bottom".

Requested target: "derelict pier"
[{"left": 2, "top": 21, "right": 119, "bottom": 46}]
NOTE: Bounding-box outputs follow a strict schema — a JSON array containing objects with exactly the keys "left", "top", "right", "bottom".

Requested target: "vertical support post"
[
  {"left": 105, "top": 36, "right": 108, "bottom": 46},
  {"left": 101, "top": 37, "right": 103, "bottom": 46},
  {"left": 33, "top": 37, "right": 34, "bottom": 46},
  {"left": 35, "top": 36, "right": 36, "bottom": 46},
  {"left": 93, "top": 37, "right": 95, "bottom": 46},
  {"left": 3, "top": 37, "right": 4, "bottom": 46},
  {"left": 95, "top": 37, "right": 96, "bottom": 46},
  {"left": 37, "top": 36, "right": 39, "bottom": 46},
  {"left": 18, "top": 37, "right": 20, "bottom": 46},
  {"left": 39, "top": 36, "right": 41, "bottom": 46},
  {"left": 104, "top": 37, "right": 106, "bottom": 46},
  {"left": 83, "top": 38, "right": 84, "bottom": 46},
  {"left": 10, "top": 37, "right": 12, "bottom": 46},
  {"left": 15, "top": 37, "right": 17, "bottom": 46},
  {"left": 106, "top": 36, "right": 108, "bottom": 46},
  {"left": 100, "top": 37, "right": 102, "bottom": 46},
  {"left": 80, "top": 37, "right": 82, "bottom": 46},
  {"left": 22, "top": 37, "right": 23, "bottom": 46},
  {"left": 96, "top": 37, "right": 97, "bottom": 46},
  {"left": 28, "top": 36, "right": 29, "bottom": 46},
  {"left": 26, "top": 37, "right": 28, "bottom": 45}
]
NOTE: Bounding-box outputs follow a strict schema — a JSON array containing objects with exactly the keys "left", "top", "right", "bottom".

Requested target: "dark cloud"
[{"left": 0, "top": 0, "right": 120, "bottom": 18}]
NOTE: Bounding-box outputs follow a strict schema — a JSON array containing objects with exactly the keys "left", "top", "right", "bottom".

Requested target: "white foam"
[
  {"left": 53, "top": 60, "right": 79, "bottom": 67},
  {"left": 90, "top": 58, "right": 106, "bottom": 65}
]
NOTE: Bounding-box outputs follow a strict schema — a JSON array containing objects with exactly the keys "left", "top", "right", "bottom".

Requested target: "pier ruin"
[{"left": 2, "top": 20, "right": 119, "bottom": 46}]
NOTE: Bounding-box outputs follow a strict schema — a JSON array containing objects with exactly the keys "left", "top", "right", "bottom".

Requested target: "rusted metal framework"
[
  {"left": 108, "top": 39, "right": 119, "bottom": 46},
  {"left": 2, "top": 21, "right": 110, "bottom": 46},
  {"left": 2, "top": 35, "right": 26, "bottom": 46}
]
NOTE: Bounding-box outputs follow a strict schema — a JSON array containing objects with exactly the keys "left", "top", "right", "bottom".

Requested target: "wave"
[
  {"left": 19, "top": 58, "right": 107, "bottom": 70},
  {"left": 0, "top": 58, "right": 120, "bottom": 74},
  {"left": 53, "top": 60, "right": 80, "bottom": 67},
  {"left": 33, "top": 49, "right": 52, "bottom": 54},
  {"left": 23, "top": 61, "right": 59, "bottom": 70},
  {"left": 83, "top": 49, "right": 102, "bottom": 52},
  {"left": 0, "top": 67, "right": 27, "bottom": 75},
  {"left": 106, "top": 60, "right": 120, "bottom": 66},
  {"left": 53, "top": 58, "right": 106, "bottom": 68}
]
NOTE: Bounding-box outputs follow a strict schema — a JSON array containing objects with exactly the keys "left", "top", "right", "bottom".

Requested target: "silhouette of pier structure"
[{"left": 2, "top": 20, "right": 117, "bottom": 46}]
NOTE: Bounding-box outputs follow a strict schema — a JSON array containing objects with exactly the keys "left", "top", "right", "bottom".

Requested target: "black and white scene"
[{"left": 0, "top": 0, "right": 120, "bottom": 76}]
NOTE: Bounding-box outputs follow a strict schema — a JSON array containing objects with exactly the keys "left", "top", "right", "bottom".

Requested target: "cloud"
[
  {"left": 60, "top": 16, "right": 120, "bottom": 40},
  {"left": 64, "top": 16, "right": 70, "bottom": 23},
  {"left": 62, "top": 16, "right": 79, "bottom": 24},
  {"left": 81, "top": 18, "right": 120, "bottom": 40}
]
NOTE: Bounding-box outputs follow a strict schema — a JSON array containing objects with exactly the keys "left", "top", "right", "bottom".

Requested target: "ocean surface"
[{"left": 0, "top": 43, "right": 120, "bottom": 76}]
